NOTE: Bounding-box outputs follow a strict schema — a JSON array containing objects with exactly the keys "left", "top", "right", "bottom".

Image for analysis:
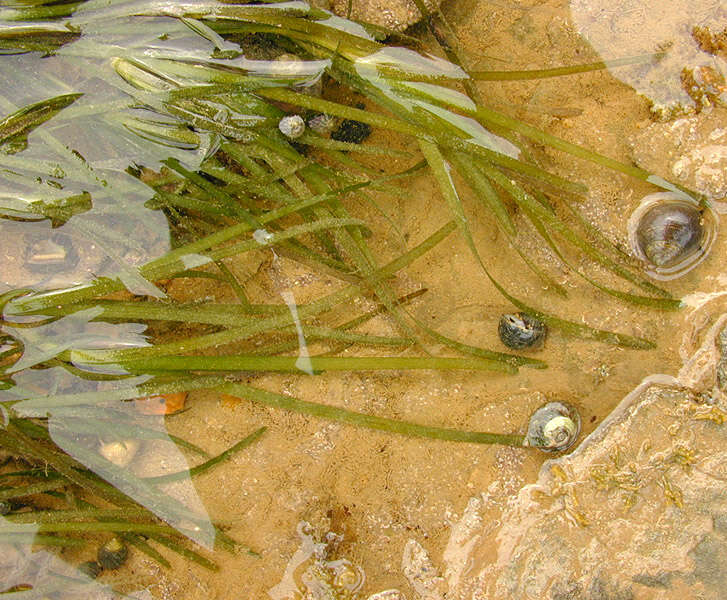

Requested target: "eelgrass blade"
[
  {"left": 448, "top": 151, "right": 515, "bottom": 235},
  {"left": 470, "top": 53, "right": 665, "bottom": 80},
  {"left": 214, "top": 260, "right": 254, "bottom": 310},
  {"left": 249, "top": 325, "right": 415, "bottom": 354},
  {"left": 121, "top": 531, "right": 172, "bottom": 568},
  {"left": 220, "top": 382, "right": 525, "bottom": 446},
  {"left": 0, "top": 92, "right": 83, "bottom": 147},
  {"left": 446, "top": 152, "right": 568, "bottom": 296},
  {"left": 490, "top": 277, "right": 656, "bottom": 349},
  {"left": 0, "top": 22, "right": 79, "bottom": 54},
  {"left": 0, "top": 425, "right": 215, "bottom": 543},
  {"left": 408, "top": 0, "right": 482, "bottom": 103},
  {"left": 146, "top": 533, "right": 219, "bottom": 571},
  {"left": 1, "top": 519, "right": 198, "bottom": 538},
  {"left": 0, "top": 3, "right": 82, "bottom": 22},
  {"left": 40, "top": 222, "right": 456, "bottom": 361},
  {"left": 6, "top": 215, "right": 369, "bottom": 314},
  {"left": 407, "top": 313, "right": 547, "bottom": 369},
  {"left": 0, "top": 478, "right": 67, "bottom": 502},
  {"left": 471, "top": 103, "right": 699, "bottom": 199},
  {"left": 514, "top": 195, "right": 683, "bottom": 310},
  {"left": 48, "top": 414, "right": 210, "bottom": 458},
  {"left": 71, "top": 354, "right": 517, "bottom": 375},
  {"left": 0, "top": 532, "right": 86, "bottom": 546},
  {"left": 418, "top": 139, "right": 655, "bottom": 347},
  {"left": 15, "top": 374, "right": 227, "bottom": 411},
  {"left": 481, "top": 162, "right": 678, "bottom": 304},
  {"left": 143, "top": 426, "right": 266, "bottom": 484},
  {"left": 296, "top": 129, "right": 411, "bottom": 157},
  {"left": 255, "top": 86, "right": 422, "bottom": 137}
]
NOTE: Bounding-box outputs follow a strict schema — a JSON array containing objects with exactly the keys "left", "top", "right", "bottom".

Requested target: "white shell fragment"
[
  {"left": 99, "top": 439, "right": 140, "bottom": 467},
  {"left": 253, "top": 228, "right": 274, "bottom": 244},
  {"left": 278, "top": 114, "right": 305, "bottom": 139}
]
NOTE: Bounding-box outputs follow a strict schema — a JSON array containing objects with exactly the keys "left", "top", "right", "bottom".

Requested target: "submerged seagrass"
[{"left": 0, "top": 0, "right": 706, "bottom": 581}]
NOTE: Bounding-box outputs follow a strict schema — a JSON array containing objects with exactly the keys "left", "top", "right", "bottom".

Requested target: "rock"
[
  {"left": 569, "top": 0, "right": 727, "bottom": 117},
  {"left": 401, "top": 539, "right": 446, "bottom": 599},
  {"left": 329, "top": 0, "right": 442, "bottom": 32},
  {"left": 479, "top": 376, "right": 727, "bottom": 599},
  {"left": 629, "top": 109, "right": 727, "bottom": 203}
]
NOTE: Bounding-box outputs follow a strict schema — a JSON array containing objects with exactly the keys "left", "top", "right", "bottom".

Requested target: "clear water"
[{"left": 0, "top": 0, "right": 725, "bottom": 598}]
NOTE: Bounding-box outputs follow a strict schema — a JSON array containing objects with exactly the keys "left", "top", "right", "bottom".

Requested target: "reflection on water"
[
  {"left": 268, "top": 521, "right": 366, "bottom": 600},
  {"left": 0, "top": 0, "right": 726, "bottom": 598},
  {"left": 570, "top": 0, "right": 727, "bottom": 115}
]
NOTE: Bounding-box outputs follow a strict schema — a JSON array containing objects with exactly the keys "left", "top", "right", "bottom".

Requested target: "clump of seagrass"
[{"left": 0, "top": 0, "right": 704, "bottom": 573}]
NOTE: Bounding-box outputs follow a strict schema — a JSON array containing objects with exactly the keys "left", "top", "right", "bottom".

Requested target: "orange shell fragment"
[
  {"left": 220, "top": 393, "right": 241, "bottom": 409},
  {"left": 135, "top": 392, "right": 188, "bottom": 415}
]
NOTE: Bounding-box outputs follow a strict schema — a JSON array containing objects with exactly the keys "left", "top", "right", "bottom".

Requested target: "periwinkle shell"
[
  {"left": 525, "top": 401, "right": 580, "bottom": 452},
  {"left": 498, "top": 312, "right": 547, "bottom": 350},
  {"left": 278, "top": 114, "right": 305, "bottom": 139},
  {"left": 98, "top": 537, "right": 128, "bottom": 570},
  {"left": 628, "top": 192, "right": 717, "bottom": 280}
]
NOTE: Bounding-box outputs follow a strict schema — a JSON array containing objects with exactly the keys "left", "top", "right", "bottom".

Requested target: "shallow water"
[{"left": 1, "top": 0, "right": 726, "bottom": 598}]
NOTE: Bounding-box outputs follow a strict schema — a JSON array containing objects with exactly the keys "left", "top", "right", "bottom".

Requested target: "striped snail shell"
[
  {"left": 525, "top": 402, "right": 580, "bottom": 452},
  {"left": 628, "top": 192, "right": 717, "bottom": 280},
  {"left": 498, "top": 312, "right": 547, "bottom": 350}
]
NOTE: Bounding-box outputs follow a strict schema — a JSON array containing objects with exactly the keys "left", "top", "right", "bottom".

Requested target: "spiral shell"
[
  {"left": 99, "top": 438, "right": 140, "bottom": 467},
  {"left": 78, "top": 560, "right": 103, "bottom": 580},
  {"left": 498, "top": 312, "right": 547, "bottom": 350},
  {"left": 308, "top": 113, "right": 337, "bottom": 134},
  {"left": 278, "top": 114, "right": 305, "bottom": 139},
  {"left": 97, "top": 537, "right": 128, "bottom": 570},
  {"left": 525, "top": 402, "right": 580, "bottom": 452},
  {"left": 628, "top": 192, "right": 717, "bottom": 280}
]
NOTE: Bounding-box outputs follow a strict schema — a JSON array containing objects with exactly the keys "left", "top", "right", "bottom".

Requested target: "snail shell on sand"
[
  {"left": 97, "top": 537, "right": 128, "bottom": 570},
  {"left": 98, "top": 438, "right": 140, "bottom": 467},
  {"left": 525, "top": 401, "right": 580, "bottom": 452},
  {"left": 498, "top": 312, "right": 547, "bottom": 350},
  {"left": 278, "top": 114, "right": 305, "bottom": 139},
  {"left": 628, "top": 192, "right": 717, "bottom": 280}
]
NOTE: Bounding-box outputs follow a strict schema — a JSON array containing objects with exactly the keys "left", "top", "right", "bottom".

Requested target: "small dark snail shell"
[
  {"left": 525, "top": 402, "right": 580, "bottom": 452},
  {"left": 97, "top": 536, "right": 128, "bottom": 570},
  {"left": 498, "top": 312, "right": 547, "bottom": 350},
  {"left": 628, "top": 192, "right": 717, "bottom": 280}
]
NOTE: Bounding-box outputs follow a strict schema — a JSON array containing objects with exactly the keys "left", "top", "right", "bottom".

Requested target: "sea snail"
[
  {"left": 498, "top": 312, "right": 547, "bottom": 350},
  {"left": 278, "top": 114, "right": 305, "bottom": 139},
  {"left": 628, "top": 192, "right": 717, "bottom": 280},
  {"left": 97, "top": 536, "right": 128, "bottom": 570},
  {"left": 525, "top": 402, "right": 580, "bottom": 452}
]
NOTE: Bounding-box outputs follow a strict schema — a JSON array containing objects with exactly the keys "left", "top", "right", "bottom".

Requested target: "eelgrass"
[
  {"left": 0, "top": 0, "right": 704, "bottom": 572},
  {"left": 0, "top": 417, "right": 265, "bottom": 569}
]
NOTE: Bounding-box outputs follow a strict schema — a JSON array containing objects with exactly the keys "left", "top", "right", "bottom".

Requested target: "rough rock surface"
[
  {"left": 473, "top": 308, "right": 727, "bottom": 600},
  {"left": 484, "top": 379, "right": 727, "bottom": 599},
  {"left": 569, "top": 0, "right": 727, "bottom": 117},
  {"left": 629, "top": 108, "right": 727, "bottom": 203},
  {"left": 326, "top": 0, "right": 441, "bottom": 32}
]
